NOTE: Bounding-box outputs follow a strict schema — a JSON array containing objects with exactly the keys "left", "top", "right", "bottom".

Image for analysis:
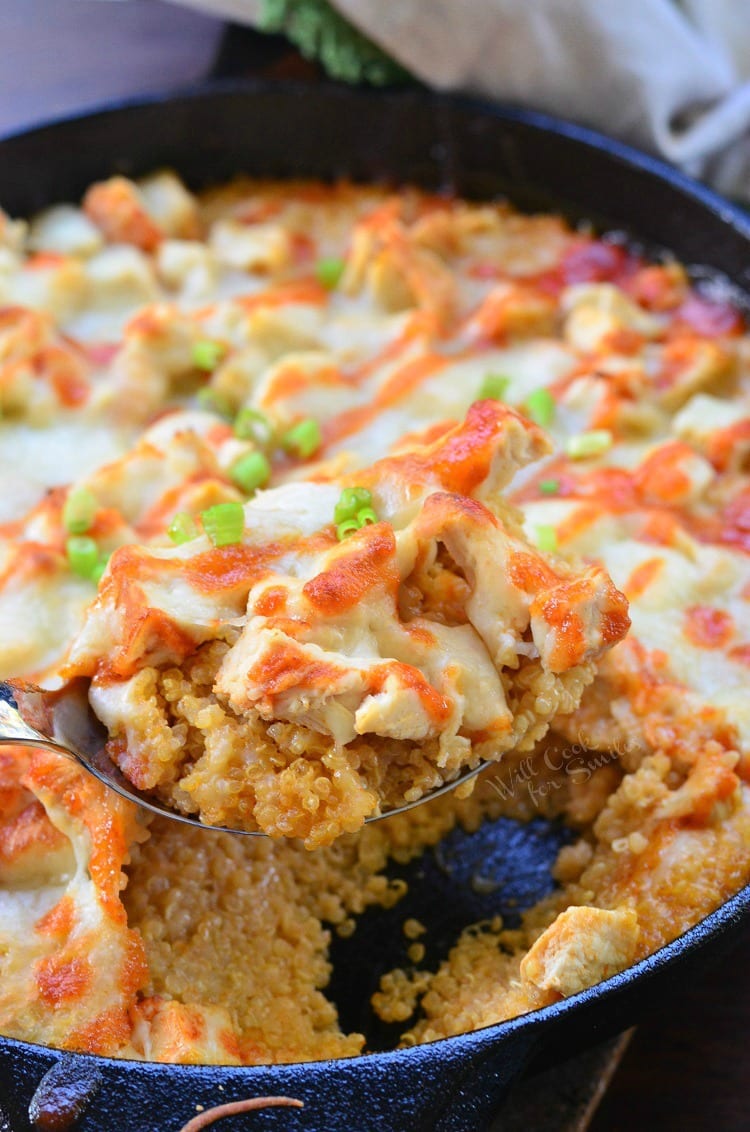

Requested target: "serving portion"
[
  {"left": 63, "top": 400, "right": 625, "bottom": 844},
  {"left": 0, "top": 174, "right": 748, "bottom": 1063}
]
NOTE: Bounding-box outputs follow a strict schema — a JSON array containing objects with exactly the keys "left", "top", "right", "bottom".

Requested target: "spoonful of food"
[{"left": 0, "top": 680, "right": 488, "bottom": 834}]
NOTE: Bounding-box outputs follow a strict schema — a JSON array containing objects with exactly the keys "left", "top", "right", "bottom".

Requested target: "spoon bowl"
[{"left": 0, "top": 680, "right": 488, "bottom": 834}]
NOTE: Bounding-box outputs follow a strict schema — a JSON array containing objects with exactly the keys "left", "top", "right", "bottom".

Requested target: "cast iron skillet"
[{"left": 0, "top": 82, "right": 749, "bottom": 1132}]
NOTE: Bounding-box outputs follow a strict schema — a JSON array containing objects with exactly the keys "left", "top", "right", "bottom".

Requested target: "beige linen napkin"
[{"left": 170, "top": 0, "right": 750, "bottom": 203}]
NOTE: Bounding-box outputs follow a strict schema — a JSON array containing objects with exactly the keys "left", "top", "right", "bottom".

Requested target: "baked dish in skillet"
[{"left": 0, "top": 174, "right": 748, "bottom": 1063}]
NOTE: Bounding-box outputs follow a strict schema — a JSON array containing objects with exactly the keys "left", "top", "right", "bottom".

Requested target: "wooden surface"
[
  {"left": 591, "top": 920, "right": 750, "bottom": 1132},
  {"left": 1, "top": 4, "right": 749, "bottom": 1130}
]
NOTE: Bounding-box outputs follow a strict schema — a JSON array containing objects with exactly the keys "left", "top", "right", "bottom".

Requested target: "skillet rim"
[{"left": 3, "top": 75, "right": 750, "bottom": 251}]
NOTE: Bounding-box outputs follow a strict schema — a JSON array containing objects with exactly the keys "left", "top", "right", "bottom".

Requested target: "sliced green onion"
[
  {"left": 479, "top": 373, "right": 510, "bottom": 401},
  {"left": 525, "top": 387, "right": 555, "bottom": 428},
  {"left": 282, "top": 418, "right": 322, "bottom": 460},
  {"left": 337, "top": 518, "right": 361, "bottom": 540},
  {"left": 334, "top": 486, "right": 372, "bottom": 525},
  {"left": 538, "top": 478, "right": 560, "bottom": 495},
  {"left": 356, "top": 506, "right": 378, "bottom": 527},
  {"left": 565, "top": 429, "right": 613, "bottom": 460},
  {"left": 168, "top": 511, "right": 199, "bottom": 545},
  {"left": 192, "top": 339, "right": 225, "bottom": 372},
  {"left": 534, "top": 525, "right": 558, "bottom": 553},
  {"left": 231, "top": 450, "right": 271, "bottom": 494},
  {"left": 197, "top": 387, "right": 233, "bottom": 419},
  {"left": 62, "top": 486, "right": 98, "bottom": 534},
  {"left": 90, "top": 555, "right": 110, "bottom": 586},
  {"left": 234, "top": 407, "right": 274, "bottom": 447},
  {"left": 315, "top": 257, "right": 345, "bottom": 290},
  {"left": 66, "top": 535, "right": 99, "bottom": 579},
  {"left": 201, "top": 502, "right": 245, "bottom": 547}
]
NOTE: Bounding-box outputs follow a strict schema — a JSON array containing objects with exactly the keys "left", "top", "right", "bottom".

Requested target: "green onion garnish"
[
  {"left": 534, "top": 525, "right": 558, "bottom": 553},
  {"left": 201, "top": 502, "right": 245, "bottom": 547},
  {"left": 197, "top": 387, "right": 233, "bottom": 419},
  {"left": 62, "top": 486, "right": 98, "bottom": 534},
  {"left": 334, "top": 486, "right": 372, "bottom": 525},
  {"left": 231, "top": 450, "right": 271, "bottom": 495},
  {"left": 234, "top": 407, "right": 274, "bottom": 448},
  {"left": 67, "top": 535, "right": 100, "bottom": 579},
  {"left": 334, "top": 490, "right": 379, "bottom": 538},
  {"left": 91, "top": 555, "right": 110, "bottom": 586},
  {"left": 168, "top": 511, "right": 199, "bottom": 545},
  {"left": 565, "top": 429, "right": 613, "bottom": 460},
  {"left": 479, "top": 373, "right": 511, "bottom": 401},
  {"left": 337, "top": 519, "right": 361, "bottom": 540},
  {"left": 315, "top": 257, "right": 345, "bottom": 290},
  {"left": 525, "top": 388, "right": 555, "bottom": 428},
  {"left": 192, "top": 339, "right": 225, "bottom": 372},
  {"left": 282, "top": 418, "right": 322, "bottom": 460},
  {"left": 538, "top": 478, "right": 560, "bottom": 495}
]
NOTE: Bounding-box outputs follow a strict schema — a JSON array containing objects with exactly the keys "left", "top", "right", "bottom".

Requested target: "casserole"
[{"left": 1, "top": 81, "right": 749, "bottom": 1132}]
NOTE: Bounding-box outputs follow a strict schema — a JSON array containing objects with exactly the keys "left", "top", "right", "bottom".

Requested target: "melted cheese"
[{"left": 0, "top": 749, "right": 147, "bottom": 1054}]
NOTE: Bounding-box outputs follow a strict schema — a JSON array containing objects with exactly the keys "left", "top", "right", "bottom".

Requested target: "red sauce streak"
[
  {"left": 36, "top": 955, "right": 92, "bottom": 1006},
  {"left": 639, "top": 510, "right": 682, "bottom": 547},
  {"left": 0, "top": 800, "right": 64, "bottom": 864},
  {"left": 249, "top": 647, "right": 344, "bottom": 700},
  {"left": 729, "top": 643, "right": 750, "bottom": 666},
  {"left": 266, "top": 361, "right": 345, "bottom": 403},
  {"left": 534, "top": 593, "right": 587, "bottom": 670},
  {"left": 600, "top": 592, "right": 632, "bottom": 647},
  {"left": 235, "top": 278, "right": 328, "bottom": 312},
  {"left": 348, "top": 312, "right": 435, "bottom": 388},
  {"left": 706, "top": 419, "right": 750, "bottom": 473},
  {"left": 25, "top": 252, "right": 66, "bottom": 270},
  {"left": 183, "top": 544, "right": 280, "bottom": 595},
  {"left": 398, "top": 400, "right": 536, "bottom": 499},
  {"left": 36, "top": 895, "right": 75, "bottom": 937},
  {"left": 624, "top": 265, "right": 687, "bottom": 311},
  {"left": 369, "top": 661, "right": 452, "bottom": 726},
  {"left": 684, "top": 605, "right": 734, "bottom": 649},
  {"left": 303, "top": 524, "right": 397, "bottom": 615},
  {"left": 633, "top": 441, "right": 696, "bottom": 505},
  {"left": 323, "top": 352, "right": 448, "bottom": 447},
  {"left": 706, "top": 486, "right": 750, "bottom": 555},
  {"left": 507, "top": 551, "right": 558, "bottom": 593},
  {"left": 624, "top": 557, "right": 664, "bottom": 600},
  {"left": 255, "top": 585, "right": 288, "bottom": 616},
  {"left": 68, "top": 1006, "right": 133, "bottom": 1056}
]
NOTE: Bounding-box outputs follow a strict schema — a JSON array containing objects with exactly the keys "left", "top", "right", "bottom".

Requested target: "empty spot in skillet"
[{"left": 327, "top": 816, "right": 573, "bottom": 1048}]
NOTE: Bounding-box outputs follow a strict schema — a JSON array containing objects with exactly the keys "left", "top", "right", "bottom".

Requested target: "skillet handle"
[
  {"left": 428, "top": 1036, "right": 538, "bottom": 1132},
  {"left": 369, "top": 1031, "right": 538, "bottom": 1132}
]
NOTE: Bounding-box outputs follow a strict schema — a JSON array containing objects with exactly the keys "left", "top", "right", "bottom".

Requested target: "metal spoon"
[{"left": 0, "top": 680, "right": 487, "bottom": 834}]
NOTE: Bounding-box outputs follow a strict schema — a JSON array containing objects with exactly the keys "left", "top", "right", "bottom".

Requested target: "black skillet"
[{"left": 0, "top": 82, "right": 749, "bottom": 1132}]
